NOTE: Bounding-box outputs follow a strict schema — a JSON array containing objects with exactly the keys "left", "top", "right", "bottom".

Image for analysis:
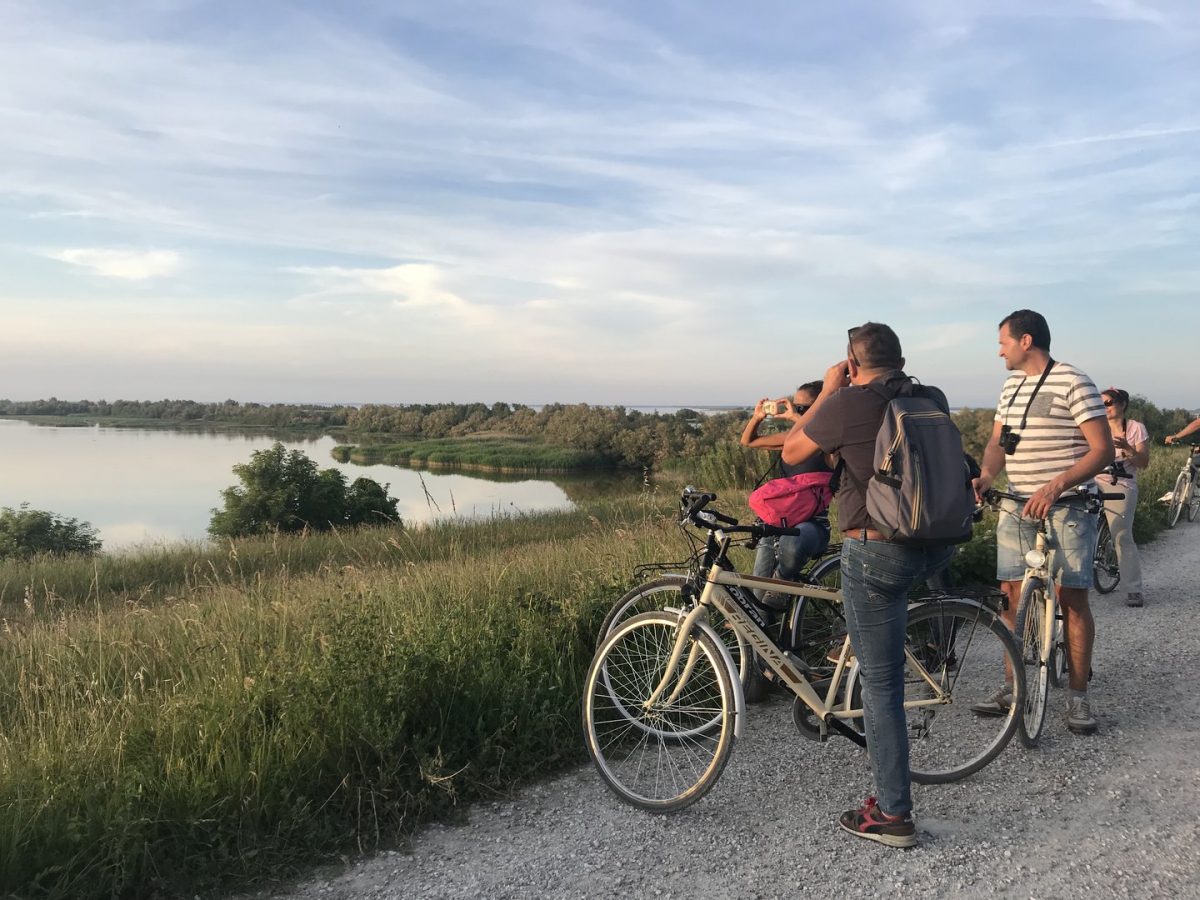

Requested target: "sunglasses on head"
[{"left": 847, "top": 327, "right": 861, "bottom": 367}]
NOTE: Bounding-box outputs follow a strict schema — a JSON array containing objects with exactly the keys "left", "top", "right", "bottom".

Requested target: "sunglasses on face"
[
  {"left": 847, "top": 327, "right": 861, "bottom": 367},
  {"left": 793, "top": 403, "right": 811, "bottom": 415}
]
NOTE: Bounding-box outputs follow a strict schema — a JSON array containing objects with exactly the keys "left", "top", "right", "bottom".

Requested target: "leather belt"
[{"left": 843, "top": 528, "right": 891, "bottom": 542}]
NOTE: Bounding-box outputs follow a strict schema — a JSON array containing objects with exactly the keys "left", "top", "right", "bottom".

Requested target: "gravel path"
[{"left": 249, "top": 523, "right": 1200, "bottom": 900}]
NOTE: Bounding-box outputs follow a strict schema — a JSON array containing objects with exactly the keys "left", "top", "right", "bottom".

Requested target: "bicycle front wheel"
[
  {"left": 901, "top": 599, "right": 1023, "bottom": 783},
  {"left": 1092, "top": 516, "right": 1120, "bottom": 595},
  {"left": 1014, "top": 581, "right": 1051, "bottom": 747},
  {"left": 583, "top": 611, "right": 736, "bottom": 812},
  {"left": 1167, "top": 470, "right": 1189, "bottom": 528},
  {"left": 599, "top": 577, "right": 750, "bottom": 688}
]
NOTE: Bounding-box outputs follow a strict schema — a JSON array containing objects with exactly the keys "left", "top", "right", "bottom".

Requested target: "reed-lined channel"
[{"left": 0, "top": 419, "right": 627, "bottom": 551}]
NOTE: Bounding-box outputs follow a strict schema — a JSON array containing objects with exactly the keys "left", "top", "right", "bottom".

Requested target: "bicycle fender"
[{"left": 681, "top": 614, "right": 745, "bottom": 739}]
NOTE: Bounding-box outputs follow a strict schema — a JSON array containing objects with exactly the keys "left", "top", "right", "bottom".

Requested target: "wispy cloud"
[
  {"left": 49, "top": 248, "right": 181, "bottom": 280},
  {"left": 0, "top": 1, "right": 1198, "bottom": 405}
]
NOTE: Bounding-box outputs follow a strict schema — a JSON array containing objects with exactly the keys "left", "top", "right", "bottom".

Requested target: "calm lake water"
[{"left": 0, "top": 419, "right": 618, "bottom": 552}]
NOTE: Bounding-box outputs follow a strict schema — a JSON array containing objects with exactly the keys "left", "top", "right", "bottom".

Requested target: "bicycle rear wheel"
[
  {"left": 788, "top": 556, "right": 844, "bottom": 672},
  {"left": 1014, "top": 581, "right": 1051, "bottom": 747},
  {"left": 1167, "top": 470, "right": 1188, "bottom": 528},
  {"left": 897, "top": 600, "right": 1023, "bottom": 783},
  {"left": 1048, "top": 611, "right": 1068, "bottom": 689},
  {"left": 1092, "top": 516, "right": 1120, "bottom": 595},
  {"left": 1189, "top": 481, "right": 1200, "bottom": 522},
  {"left": 583, "top": 611, "right": 736, "bottom": 812}
]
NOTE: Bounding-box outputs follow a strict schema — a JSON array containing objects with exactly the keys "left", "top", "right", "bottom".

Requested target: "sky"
[{"left": 1, "top": 0, "right": 1197, "bottom": 409}]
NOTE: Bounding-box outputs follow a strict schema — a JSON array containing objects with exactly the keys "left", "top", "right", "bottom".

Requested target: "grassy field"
[
  {"left": 0, "top": 448, "right": 1186, "bottom": 898},
  {"left": 332, "top": 436, "right": 612, "bottom": 474}
]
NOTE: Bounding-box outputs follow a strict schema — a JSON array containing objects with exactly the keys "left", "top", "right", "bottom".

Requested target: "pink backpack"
[{"left": 748, "top": 471, "right": 833, "bottom": 527}]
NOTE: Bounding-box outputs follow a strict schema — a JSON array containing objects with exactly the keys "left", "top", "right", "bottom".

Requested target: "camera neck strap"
[{"left": 1004, "top": 357, "right": 1056, "bottom": 431}]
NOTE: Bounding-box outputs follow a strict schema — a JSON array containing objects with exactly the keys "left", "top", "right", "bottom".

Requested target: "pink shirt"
[{"left": 1110, "top": 418, "right": 1149, "bottom": 481}]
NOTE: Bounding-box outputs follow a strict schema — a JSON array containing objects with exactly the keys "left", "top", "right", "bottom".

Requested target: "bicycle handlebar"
[
  {"left": 982, "top": 485, "right": 1123, "bottom": 510},
  {"left": 680, "top": 487, "right": 814, "bottom": 539}
]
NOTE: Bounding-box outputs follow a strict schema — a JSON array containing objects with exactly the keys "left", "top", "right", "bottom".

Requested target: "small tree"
[
  {"left": 209, "top": 443, "right": 400, "bottom": 538},
  {"left": 0, "top": 504, "right": 102, "bottom": 559}
]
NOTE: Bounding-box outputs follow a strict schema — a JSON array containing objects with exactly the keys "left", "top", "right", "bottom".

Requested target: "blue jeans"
[
  {"left": 840, "top": 537, "right": 954, "bottom": 817},
  {"left": 752, "top": 519, "right": 831, "bottom": 588}
]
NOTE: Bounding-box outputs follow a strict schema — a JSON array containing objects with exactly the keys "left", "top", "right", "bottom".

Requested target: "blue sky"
[{"left": 1, "top": 0, "right": 1197, "bottom": 408}]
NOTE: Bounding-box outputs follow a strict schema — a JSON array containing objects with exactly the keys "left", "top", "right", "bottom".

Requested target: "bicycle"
[
  {"left": 984, "top": 484, "right": 1121, "bottom": 747},
  {"left": 582, "top": 487, "right": 1025, "bottom": 812},
  {"left": 1165, "top": 444, "right": 1200, "bottom": 528},
  {"left": 597, "top": 511, "right": 842, "bottom": 697}
]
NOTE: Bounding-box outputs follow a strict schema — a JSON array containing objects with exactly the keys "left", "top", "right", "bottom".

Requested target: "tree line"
[{"left": 4, "top": 394, "right": 1195, "bottom": 473}]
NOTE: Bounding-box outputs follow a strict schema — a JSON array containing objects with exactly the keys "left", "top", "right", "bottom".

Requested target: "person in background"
[
  {"left": 1098, "top": 388, "right": 1149, "bottom": 607},
  {"left": 740, "top": 382, "right": 833, "bottom": 590},
  {"left": 1165, "top": 416, "right": 1200, "bottom": 445}
]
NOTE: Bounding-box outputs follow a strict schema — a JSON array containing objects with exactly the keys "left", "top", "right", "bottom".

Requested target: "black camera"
[{"left": 999, "top": 425, "right": 1021, "bottom": 455}]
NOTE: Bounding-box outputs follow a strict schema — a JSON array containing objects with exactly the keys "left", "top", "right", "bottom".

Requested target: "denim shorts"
[{"left": 995, "top": 498, "right": 1097, "bottom": 588}]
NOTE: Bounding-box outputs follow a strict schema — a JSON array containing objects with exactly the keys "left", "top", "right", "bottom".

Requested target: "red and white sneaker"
[{"left": 838, "top": 797, "right": 917, "bottom": 848}]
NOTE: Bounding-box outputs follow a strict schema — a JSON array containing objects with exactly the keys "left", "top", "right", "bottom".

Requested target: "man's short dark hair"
[
  {"left": 999, "top": 309, "right": 1052, "bottom": 352},
  {"left": 796, "top": 381, "right": 822, "bottom": 397},
  {"left": 849, "top": 322, "right": 903, "bottom": 369}
]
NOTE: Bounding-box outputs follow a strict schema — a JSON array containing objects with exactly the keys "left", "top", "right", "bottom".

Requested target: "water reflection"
[{"left": 0, "top": 419, "right": 630, "bottom": 552}]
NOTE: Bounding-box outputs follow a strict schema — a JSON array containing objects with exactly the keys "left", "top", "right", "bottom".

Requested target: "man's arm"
[
  {"left": 971, "top": 419, "right": 1007, "bottom": 502},
  {"left": 1023, "top": 415, "right": 1114, "bottom": 519},
  {"left": 1166, "top": 417, "right": 1200, "bottom": 444},
  {"left": 782, "top": 360, "right": 849, "bottom": 466}
]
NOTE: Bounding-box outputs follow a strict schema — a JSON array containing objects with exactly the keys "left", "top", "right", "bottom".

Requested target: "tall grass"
[
  {"left": 0, "top": 494, "right": 682, "bottom": 899},
  {"left": 0, "top": 497, "right": 651, "bottom": 615}
]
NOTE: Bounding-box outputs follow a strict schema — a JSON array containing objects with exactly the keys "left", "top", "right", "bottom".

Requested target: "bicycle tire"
[
  {"left": 788, "top": 556, "right": 844, "bottom": 672},
  {"left": 1014, "top": 581, "right": 1051, "bottom": 747},
  {"left": 599, "top": 577, "right": 751, "bottom": 688},
  {"left": 583, "top": 611, "right": 736, "bottom": 812},
  {"left": 1092, "top": 515, "right": 1120, "bottom": 595},
  {"left": 1189, "top": 479, "right": 1200, "bottom": 522},
  {"left": 1167, "top": 470, "right": 1189, "bottom": 528},
  {"left": 845, "top": 599, "right": 1022, "bottom": 784},
  {"left": 1048, "top": 612, "right": 1068, "bottom": 689}
]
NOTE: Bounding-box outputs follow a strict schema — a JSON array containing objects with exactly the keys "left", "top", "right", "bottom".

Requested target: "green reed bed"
[
  {"left": 0, "top": 496, "right": 654, "bottom": 614},
  {"left": 333, "top": 438, "right": 610, "bottom": 473},
  {"left": 0, "top": 503, "right": 682, "bottom": 899}
]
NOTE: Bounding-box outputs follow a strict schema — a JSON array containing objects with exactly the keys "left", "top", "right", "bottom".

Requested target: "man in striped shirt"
[{"left": 972, "top": 309, "right": 1113, "bottom": 734}]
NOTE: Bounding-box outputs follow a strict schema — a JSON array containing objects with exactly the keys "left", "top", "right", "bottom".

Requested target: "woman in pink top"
[{"left": 1099, "top": 388, "right": 1149, "bottom": 607}]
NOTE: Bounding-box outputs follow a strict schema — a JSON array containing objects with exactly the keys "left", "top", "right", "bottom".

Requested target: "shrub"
[
  {"left": 209, "top": 443, "right": 399, "bottom": 538},
  {"left": 0, "top": 504, "right": 101, "bottom": 559}
]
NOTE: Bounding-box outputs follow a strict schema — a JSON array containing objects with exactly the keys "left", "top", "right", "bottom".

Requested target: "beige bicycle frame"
[{"left": 641, "top": 559, "right": 950, "bottom": 739}]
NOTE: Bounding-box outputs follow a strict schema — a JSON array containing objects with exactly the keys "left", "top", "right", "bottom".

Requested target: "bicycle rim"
[
  {"left": 1015, "top": 584, "right": 1050, "bottom": 747},
  {"left": 900, "top": 600, "right": 1022, "bottom": 783},
  {"left": 584, "top": 612, "right": 736, "bottom": 812},
  {"left": 1092, "top": 520, "right": 1120, "bottom": 595}
]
